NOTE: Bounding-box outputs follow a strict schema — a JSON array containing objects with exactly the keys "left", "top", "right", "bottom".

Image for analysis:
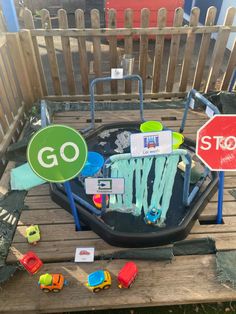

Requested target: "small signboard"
[
  {"left": 111, "top": 68, "right": 123, "bottom": 79},
  {"left": 130, "top": 130, "right": 172, "bottom": 157},
  {"left": 85, "top": 178, "right": 125, "bottom": 195},
  {"left": 205, "top": 106, "right": 214, "bottom": 118},
  {"left": 75, "top": 247, "right": 95, "bottom": 263}
]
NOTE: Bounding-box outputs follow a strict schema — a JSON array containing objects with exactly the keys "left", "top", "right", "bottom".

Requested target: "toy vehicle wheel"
[
  {"left": 42, "top": 288, "right": 50, "bottom": 293},
  {"left": 103, "top": 285, "right": 111, "bottom": 290},
  {"left": 93, "top": 287, "right": 101, "bottom": 293},
  {"left": 52, "top": 289, "right": 60, "bottom": 293}
]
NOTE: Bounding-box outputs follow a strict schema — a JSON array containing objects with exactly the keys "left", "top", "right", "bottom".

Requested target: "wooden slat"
[
  {"left": 6, "top": 33, "right": 34, "bottom": 108},
  {"left": 200, "top": 201, "right": 236, "bottom": 219},
  {"left": 0, "top": 53, "right": 17, "bottom": 117},
  {"left": 19, "top": 30, "right": 43, "bottom": 101},
  {"left": 124, "top": 8, "right": 134, "bottom": 93},
  {"left": 75, "top": 9, "right": 89, "bottom": 94},
  {"left": 1, "top": 47, "right": 22, "bottom": 112},
  {"left": 193, "top": 7, "right": 217, "bottom": 90},
  {"left": 13, "top": 224, "right": 98, "bottom": 243},
  {"left": 108, "top": 9, "right": 118, "bottom": 94},
  {"left": 53, "top": 107, "right": 207, "bottom": 120},
  {"left": 0, "top": 10, "right": 6, "bottom": 32},
  {"left": 152, "top": 8, "right": 167, "bottom": 93},
  {"left": 0, "top": 57, "right": 14, "bottom": 125},
  {"left": 166, "top": 8, "right": 184, "bottom": 92},
  {"left": 205, "top": 7, "right": 236, "bottom": 92},
  {"left": 192, "top": 216, "right": 236, "bottom": 234},
  {"left": 91, "top": 9, "right": 103, "bottom": 94},
  {"left": 0, "top": 100, "right": 9, "bottom": 134},
  {"left": 58, "top": 9, "right": 76, "bottom": 95},
  {"left": 139, "top": 8, "right": 150, "bottom": 92},
  {"left": 179, "top": 7, "right": 200, "bottom": 92},
  {"left": 23, "top": 8, "right": 48, "bottom": 96},
  {"left": 0, "top": 105, "right": 25, "bottom": 159},
  {"left": 221, "top": 38, "right": 236, "bottom": 90},
  {"left": 30, "top": 25, "right": 236, "bottom": 37},
  {"left": 19, "top": 208, "right": 74, "bottom": 225},
  {"left": 41, "top": 9, "right": 62, "bottom": 95},
  {"left": 45, "top": 91, "right": 187, "bottom": 101}
]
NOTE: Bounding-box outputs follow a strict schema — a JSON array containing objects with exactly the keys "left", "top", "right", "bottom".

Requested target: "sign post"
[
  {"left": 196, "top": 115, "right": 236, "bottom": 223},
  {"left": 27, "top": 125, "right": 88, "bottom": 231}
]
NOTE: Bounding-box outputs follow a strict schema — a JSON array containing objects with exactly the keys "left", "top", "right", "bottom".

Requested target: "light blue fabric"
[
  {"left": 106, "top": 150, "right": 188, "bottom": 224},
  {"left": 11, "top": 163, "right": 46, "bottom": 191}
]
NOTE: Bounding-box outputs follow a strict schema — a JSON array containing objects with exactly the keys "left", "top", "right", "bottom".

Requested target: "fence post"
[
  {"left": 6, "top": 33, "right": 34, "bottom": 109},
  {"left": 0, "top": 0, "right": 19, "bottom": 32},
  {"left": 19, "top": 30, "right": 43, "bottom": 100}
]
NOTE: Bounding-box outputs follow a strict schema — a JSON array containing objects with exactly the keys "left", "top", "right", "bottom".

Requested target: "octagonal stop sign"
[{"left": 196, "top": 115, "right": 236, "bottom": 171}]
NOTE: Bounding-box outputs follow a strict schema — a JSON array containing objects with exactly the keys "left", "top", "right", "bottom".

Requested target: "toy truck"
[
  {"left": 26, "top": 225, "right": 40, "bottom": 244},
  {"left": 87, "top": 270, "right": 111, "bottom": 293},
  {"left": 19, "top": 251, "right": 43, "bottom": 275},
  {"left": 144, "top": 208, "right": 162, "bottom": 225},
  {"left": 39, "top": 273, "right": 68, "bottom": 293},
  {"left": 117, "top": 262, "right": 138, "bottom": 289}
]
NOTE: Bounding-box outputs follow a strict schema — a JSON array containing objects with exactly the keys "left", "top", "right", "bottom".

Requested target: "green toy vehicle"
[{"left": 26, "top": 225, "right": 40, "bottom": 245}]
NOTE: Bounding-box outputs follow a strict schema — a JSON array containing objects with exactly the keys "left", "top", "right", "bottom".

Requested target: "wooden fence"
[
  {"left": 0, "top": 34, "right": 34, "bottom": 177},
  {"left": 19, "top": 6, "right": 236, "bottom": 101},
  {"left": 0, "top": 6, "right": 236, "bottom": 174}
]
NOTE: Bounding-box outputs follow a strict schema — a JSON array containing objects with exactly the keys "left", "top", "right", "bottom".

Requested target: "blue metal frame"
[
  {"left": 217, "top": 70, "right": 236, "bottom": 223},
  {"left": 40, "top": 100, "right": 50, "bottom": 127},
  {"left": 180, "top": 89, "right": 220, "bottom": 133},
  {"left": 40, "top": 100, "right": 85, "bottom": 230},
  {"left": 229, "top": 69, "right": 236, "bottom": 93},
  {"left": 0, "top": 0, "right": 19, "bottom": 32},
  {"left": 83, "top": 75, "right": 144, "bottom": 133},
  {"left": 179, "top": 89, "right": 224, "bottom": 224}
]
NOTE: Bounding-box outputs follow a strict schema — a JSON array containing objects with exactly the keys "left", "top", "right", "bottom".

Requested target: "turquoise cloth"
[{"left": 11, "top": 163, "right": 46, "bottom": 191}]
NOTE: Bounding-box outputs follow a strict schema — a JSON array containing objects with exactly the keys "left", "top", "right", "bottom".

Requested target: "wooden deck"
[{"left": 1, "top": 108, "right": 236, "bottom": 313}]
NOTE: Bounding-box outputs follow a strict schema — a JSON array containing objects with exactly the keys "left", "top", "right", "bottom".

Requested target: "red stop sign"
[{"left": 196, "top": 115, "right": 236, "bottom": 171}]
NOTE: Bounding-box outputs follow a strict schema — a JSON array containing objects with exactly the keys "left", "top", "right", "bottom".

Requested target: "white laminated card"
[
  {"left": 130, "top": 130, "right": 172, "bottom": 157},
  {"left": 75, "top": 247, "right": 95, "bottom": 262}
]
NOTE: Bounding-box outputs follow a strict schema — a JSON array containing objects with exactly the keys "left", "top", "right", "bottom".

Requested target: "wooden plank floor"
[{"left": 1, "top": 108, "right": 236, "bottom": 313}]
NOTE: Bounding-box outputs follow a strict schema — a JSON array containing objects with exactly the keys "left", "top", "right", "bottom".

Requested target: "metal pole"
[
  {"left": 217, "top": 70, "right": 236, "bottom": 224},
  {"left": 64, "top": 181, "right": 81, "bottom": 231},
  {"left": 217, "top": 171, "right": 224, "bottom": 224},
  {"left": 0, "top": 0, "right": 19, "bottom": 32},
  {"left": 229, "top": 69, "right": 236, "bottom": 92}
]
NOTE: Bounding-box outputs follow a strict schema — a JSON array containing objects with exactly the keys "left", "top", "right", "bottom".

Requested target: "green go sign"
[{"left": 27, "top": 125, "right": 88, "bottom": 183}]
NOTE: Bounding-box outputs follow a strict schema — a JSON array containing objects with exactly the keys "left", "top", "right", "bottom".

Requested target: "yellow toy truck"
[{"left": 86, "top": 270, "right": 111, "bottom": 293}]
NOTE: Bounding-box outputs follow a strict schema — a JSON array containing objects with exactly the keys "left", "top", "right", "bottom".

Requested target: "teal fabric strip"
[
  {"left": 134, "top": 158, "right": 142, "bottom": 215},
  {"left": 139, "top": 157, "right": 153, "bottom": 214},
  {"left": 160, "top": 154, "right": 180, "bottom": 221},
  {"left": 109, "top": 163, "right": 119, "bottom": 209},
  {"left": 107, "top": 150, "right": 188, "bottom": 222},
  {"left": 149, "top": 156, "right": 166, "bottom": 213}
]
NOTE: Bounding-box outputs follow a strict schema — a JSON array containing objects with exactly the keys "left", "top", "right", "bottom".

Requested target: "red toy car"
[
  {"left": 117, "top": 262, "right": 138, "bottom": 289},
  {"left": 19, "top": 251, "right": 43, "bottom": 275}
]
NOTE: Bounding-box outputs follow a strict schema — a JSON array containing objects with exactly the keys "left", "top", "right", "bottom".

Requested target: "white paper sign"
[
  {"left": 189, "top": 98, "right": 195, "bottom": 109},
  {"left": 205, "top": 106, "right": 214, "bottom": 118},
  {"left": 75, "top": 247, "right": 94, "bottom": 262},
  {"left": 85, "top": 178, "right": 125, "bottom": 194},
  {"left": 130, "top": 130, "right": 172, "bottom": 157},
  {"left": 111, "top": 68, "right": 123, "bottom": 79}
]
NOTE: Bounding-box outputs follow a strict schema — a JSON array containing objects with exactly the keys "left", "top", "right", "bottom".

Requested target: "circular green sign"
[{"left": 27, "top": 125, "right": 88, "bottom": 183}]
